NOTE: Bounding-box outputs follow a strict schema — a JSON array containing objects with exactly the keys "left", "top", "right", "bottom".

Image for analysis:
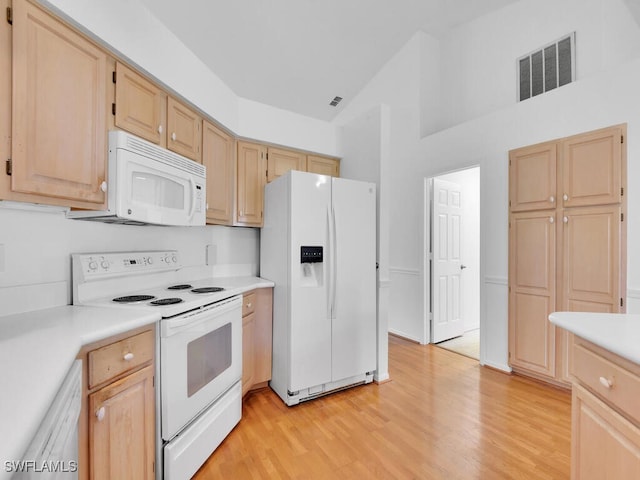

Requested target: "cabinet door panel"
[
  {"left": 267, "top": 147, "right": 306, "bottom": 183},
  {"left": 509, "top": 211, "right": 556, "bottom": 377},
  {"left": 572, "top": 384, "right": 640, "bottom": 480},
  {"left": 12, "top": 1, "right": 107, "bottom": 205},
  {"left": 202, "top": 120, "right": 235, "bottom": 225},
  {"left": 562, "top": 126, "right": 623, "bottom": 207},
  {"left": 89, "top": 365, "right": 155, "bottom": 480},
  {"left": 562, "top": 205, "right": 621, "bottom": 309},
  {"left": 306, "top": 155, "right": 340, "bottom": 177},
  {"left": 509, "top": 141, "right": 557, "bottom": 212},
  {"left": 115, "top": 62, "right": 166, "bottom": 146},
  {"left": 242, "top": 312, "right": 255, "bottom": 396},
  {"left": 236, "top": 141, "right": 265, "bottom": 226},
  {"left": 167, "top": 97, "right": 202, "bottom": 162}
]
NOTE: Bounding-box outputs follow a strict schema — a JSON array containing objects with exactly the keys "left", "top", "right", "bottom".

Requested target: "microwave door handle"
[{"left": 187, "top": 177, "right": 197, "bottom": 220}]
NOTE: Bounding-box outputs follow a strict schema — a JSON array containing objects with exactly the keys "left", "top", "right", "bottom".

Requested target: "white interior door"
[{"left": 431, "top": 178, "right": 465, "bottom": 343}]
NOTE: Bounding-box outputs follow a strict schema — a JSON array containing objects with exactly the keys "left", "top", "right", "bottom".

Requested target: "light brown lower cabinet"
[
  {"left": 241, "top": 288, "right": 273, "bottom": 396},
  {"left": 77, "top": 325, "right": 155, "bottom": 480},
  {"left": 571, "top": 338, "right": 640, "bottom": 479}
]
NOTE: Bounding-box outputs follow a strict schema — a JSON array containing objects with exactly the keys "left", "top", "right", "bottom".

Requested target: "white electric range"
[{"left": 72, "top": 250, "right": 242, "bottom": 480}]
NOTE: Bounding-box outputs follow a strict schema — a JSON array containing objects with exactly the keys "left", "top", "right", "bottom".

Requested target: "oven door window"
[{"left": 187, "top": 323, "right": 232, "bottom": 397}]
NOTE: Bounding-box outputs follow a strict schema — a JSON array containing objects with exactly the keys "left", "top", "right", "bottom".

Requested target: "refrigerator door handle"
[{"left": 328, "top": 204, "right": 337, "bottom": 319}]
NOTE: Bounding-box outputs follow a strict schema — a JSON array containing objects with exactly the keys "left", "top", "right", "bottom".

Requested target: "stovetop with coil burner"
[{"left": 72, "top": 251, "right": 233, "bottom": 318}]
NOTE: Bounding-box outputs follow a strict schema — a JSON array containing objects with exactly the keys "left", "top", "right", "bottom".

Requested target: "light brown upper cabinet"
[
  {"left": 113, "top": 62, "right": 202, "bottom": 162},
  {"left": 167, "top": 97, "right": 202, "bottom": 162},
  {"left": 236, "top": 141, "right": 266, "bottom": 227},
  {"left": 508, "top": 124, "right": 626, "bottom": 387},
  {"left": 266, "top": 147, "right": 306, "bottom": 183},
  {"left": 306, "top": 154, "right": 340, "bottom": 177},
  {"left": 202, "top": 120, "right": 235, "bottom": 225},
  {"left": 562, "top": 127, "right": 623, "bottom": 207},
  {"left": 509, "top": 141, "right": 557, "bottom": 212},
  {"left": 1, "top": 0, "right": 11, "bottom": 200},
  {"left": 10, "top": 0, "right": 109, "bottom": 208},
  {"left": 114, "top": 62, "right": 167, "bottom": 147}
]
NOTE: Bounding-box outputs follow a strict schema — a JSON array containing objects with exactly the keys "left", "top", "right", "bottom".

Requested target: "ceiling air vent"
[
  {"left": 329, "top": 96, "right": 343, "bottom": 107},
  {"left": 517, "top": 32, "right": 575, "bottom": 102}
]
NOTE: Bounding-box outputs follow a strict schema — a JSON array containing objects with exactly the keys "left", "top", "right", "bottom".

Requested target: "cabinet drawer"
[
  {"left": 573, "top": 342, "right": 640, "bottom": 424},
  {"left": 242, "top": 291, "right": 256, "bottom": 317},
  {"left": 88, "top": 330, "right": 154, "bottom": 388}
]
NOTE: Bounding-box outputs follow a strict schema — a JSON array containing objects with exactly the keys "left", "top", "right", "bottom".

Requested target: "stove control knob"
[
  {"left": 147, "top": 257, "right": 154, "bottom": 265},
  {"left": 171, "top": 255, "right": 177, "bottom": 263},
  {"left": 101, "top": 261, "right": 109, "bottom": 270},
  {"left": 88, "top": 261, "right": 98, "bottom": 270}
]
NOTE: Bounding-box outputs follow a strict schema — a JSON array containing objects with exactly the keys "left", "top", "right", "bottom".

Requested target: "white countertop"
[
  {"left": 549, "top": 311, "right": 640, "bottom": 365},
  {"left": 0, "top": 276, "right": 273, "bottom": 478}
]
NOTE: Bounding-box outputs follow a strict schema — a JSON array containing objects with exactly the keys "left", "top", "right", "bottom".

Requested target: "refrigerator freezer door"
[
  {"left": 289, "top": 172, "right": 332, "bottom": 391},
  {"left": 331, "top": 178, "right": 377, "bottom": 381}
]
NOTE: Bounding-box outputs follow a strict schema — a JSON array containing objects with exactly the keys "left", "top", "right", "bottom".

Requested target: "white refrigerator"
[{"left": 261, "top": 170, "right": 377, "bottom": 406}]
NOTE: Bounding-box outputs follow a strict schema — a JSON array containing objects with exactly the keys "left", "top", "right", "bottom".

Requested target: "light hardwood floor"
[{"left": 195, "top": 335, "right": 571, "bottom": 479}]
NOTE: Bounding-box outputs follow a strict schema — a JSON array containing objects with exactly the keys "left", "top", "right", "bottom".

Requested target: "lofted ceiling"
[{"left": 139, "top": 0, "right": 517, "bottom": 121}]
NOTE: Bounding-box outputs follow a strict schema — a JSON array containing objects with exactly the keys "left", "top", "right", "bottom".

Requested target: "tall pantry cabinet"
[{"left": 508, "top": 124, "right": 627, "bottom": 387}]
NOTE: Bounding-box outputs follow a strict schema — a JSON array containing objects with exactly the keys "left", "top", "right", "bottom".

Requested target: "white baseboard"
[{"left": 388, "top": 328, "right": 422, "bottom": 344}]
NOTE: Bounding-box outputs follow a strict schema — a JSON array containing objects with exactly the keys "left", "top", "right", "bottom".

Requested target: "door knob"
[{"left": 460, "top": 265, "right": 467, "bottom": 270}]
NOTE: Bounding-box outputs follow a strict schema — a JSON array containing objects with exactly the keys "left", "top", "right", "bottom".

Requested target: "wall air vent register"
[{"left": 517, "top": 32, "right": 575, "bottom": 102}]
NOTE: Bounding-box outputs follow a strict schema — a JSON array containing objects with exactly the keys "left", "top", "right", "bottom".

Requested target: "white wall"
[
  {"left": 435, "top": 0, "right": 640, "bottom": 132},
  {"left": 0, "top": 205, "right": 259, "bottom": 316},
  {"left": 334, "top": 0, "right": 640, "bottom": 371}
]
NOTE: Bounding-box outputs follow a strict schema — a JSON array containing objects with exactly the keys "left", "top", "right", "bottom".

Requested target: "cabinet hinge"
[
  {"left": 621, "top": 187, "right": 624, "bottom": 196},
  {"left": 112, "top": 71, "right": 116, "bottom": 84},
  {"left": 621, "top": 212, "right": 624, "bottom": 222},
  {"left": 6, "top": 7, "right": 12, "bottom": 25},
  {"left": 621, "top": 298, "right": 624, "bottom": 307},
  {"left": 621, "top": 134, "right": 624, "bottom": 144},
  {"left": 266, "top": 152, "right": 269, "bottom": 160},
  {"left": 6, "top": 159, "right": 11, "bottom": 176},
  {"left": 112, "top": 103, "right": 116, "bottom": 115}
]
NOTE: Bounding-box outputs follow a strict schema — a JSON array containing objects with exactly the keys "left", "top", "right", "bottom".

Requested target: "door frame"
[{"left": 423, "top": 165, "right": 482, "bottom": 360}]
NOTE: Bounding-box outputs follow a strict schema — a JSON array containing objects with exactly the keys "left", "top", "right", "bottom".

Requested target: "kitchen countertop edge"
[{"left": 549, "top": 311, "right": 640, "bottom": 366}]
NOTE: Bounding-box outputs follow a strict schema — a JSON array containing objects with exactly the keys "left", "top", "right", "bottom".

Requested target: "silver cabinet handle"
[
  {"left": 563, "top": 216, "right": 569, "bottom": 223},
  {"left": 158, "top": 125, "right": 163, "bottom": 134},
  {"left": 123, "top": 352, "right": 134, "bottom": 361},
  {"left": 549, "top": 196, "right": 555, "bottom": 203},
  {"left": 171, "top": 132, "right": 177, "bottom": 141},
  {"left": 549, "top": 216, "right": 554, "bottom": 223},
  {"left": 563, "top": 194, "right": 569, "bottom": 201}
]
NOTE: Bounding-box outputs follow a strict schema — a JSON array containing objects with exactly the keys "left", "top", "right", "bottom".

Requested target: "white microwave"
[{"left": 68, "top": 131, "right": 206, "bottom": 226}]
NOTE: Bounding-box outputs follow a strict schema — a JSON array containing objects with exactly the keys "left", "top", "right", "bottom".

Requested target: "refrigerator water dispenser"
[{"left": 300, "top": 246, "right": 323, "bottom": 287}]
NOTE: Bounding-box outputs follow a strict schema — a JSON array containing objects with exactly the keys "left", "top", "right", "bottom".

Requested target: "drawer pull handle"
[
  {"left": 599, "top": 376, "right": 613, "bottom": 389},
  {"left": 123, "top": 352, "right": 134, "bottom": 361},
  {"left": 246, "top": 302, "right": 252, "bottom": 308},
  {"left": 549, "top": 195, "right": 555, "bottom": 203},
  {"left": 96, "top": 406, "right": 106, "bottom": 422}
]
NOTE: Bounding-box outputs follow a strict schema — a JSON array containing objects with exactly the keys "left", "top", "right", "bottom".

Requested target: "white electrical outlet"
[
  {"left": 206, "top": 244, "right": 217, "bottom": 266},
  {"left": 0, "top": 244, "right": 4, "bottom": 273}
]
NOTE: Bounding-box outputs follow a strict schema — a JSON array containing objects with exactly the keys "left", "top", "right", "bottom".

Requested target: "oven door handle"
[{"left": 161, "top": 296, "right": 241, "bottom": 337}]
